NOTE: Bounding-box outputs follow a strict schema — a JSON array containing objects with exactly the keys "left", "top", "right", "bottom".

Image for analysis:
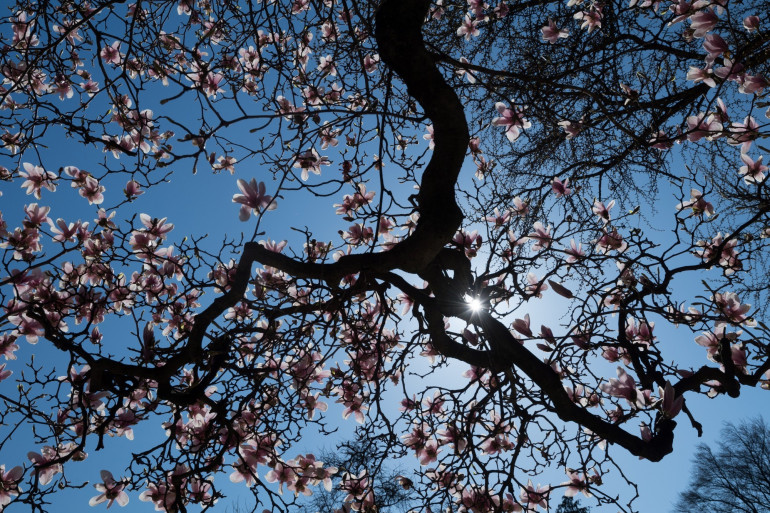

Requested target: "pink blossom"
[
  {"left": 619, "top": 82, "right": 639, "bottom": 104},
  {"left": 695, "top": 323, "right": 738, "bottom": 360},
  {"left": 89, "top": 470, "right": 129, "bottom": 508},
  {"left": 743, "top": 15, "right": 760, "bottom": 31},
  {"left": 713, "top": 291, "right": 753, "bottom": 325},
  {"left": 79, "top": 176, "right": 105, "bottom": 205},
  {"left": 0, "top": 363, "right": 12, "bottom": 382},
  {"left": 232, "top": 179, "right": 278, "bottom": 221},
  {"left": 676, "top": 188, "right": 713, "bottom": 217},
  {"left": 0, "top": 335, "right": 19, "bottom": 360},
  {"left": 265, "top": 461, "right": 297, "bottom": 495},
  {"left": 423, "top": 124, "right": 435, "bottom": 149},
  {"left": 213, "top": 155, "right": 237, "bottom": 174},
  {"left": 202, "top": 72, "right": 225, "bottom": 98},
  {"left": 456, "top": 57, "right": 477, "bottom": 83},
  {"left": 658, "top": 382, "right": 683, "bottom": 419},
  {"left": 565, "top": 239, "right": 585, "bottom": 263},
  {"left": 100, "top": 41, "right": 123, "bottom": 65},
  {"left": 525, "top": 222, "right": 552, "bottom": 251},
  {"left": 689, "top": 9, "right": 718, "bottom": 38},
  {"left": 0, "top": 465, "right": 23, "bottom": 508},
  {"left": 558, "top": 119, "right": 583, "bottom": 139},
  {"left": 739, "top": 154, "right": 767, "bottom": 184},
  {"left": 28, "top": 446, "right": 62, "bottom": 485},
  {"left": 562, "top": 468, "right": 591, "bottom": 498},
  {"left": 492, "top": 102, "right": 531, "bottom": 142},
  {"left": 686, "top": 112, "right": 722, "bottom": 141},
  {"left": 592, "top": 199, "right": 615, "bottom": 224},
  {"left": 363, "top": 54, "right": 379, "bottom": 73},
  {"left": 20, "top": 163, "right": 57, "bottom": 198},
  {"left": 702, "top": 33, "right": 727, "bottom": 62},
  {"left": 541, "top": 19, "right": 569, "bottom": 43},
  {"left": 293, "top": 149, "right": 329, "bottom": 181},
  {"left": 550, "top": 177, "right": 571, "bottom": 197},
  {"left": 512, "top": 314, "right": 533, "bottom": 338},
  {"left": 485, "top": 207, "right": 511, "bottom": 229},
  {"left": 457, "top": 14, "right": 480, "bottom": 40},
  {"left": 600, "top": 367, "right": 639, "bottom": 405},
  {"left": 573, "top": 6, "right": 602, "bottom": 33},
  {"left": 24, "top": 203, "right": 51, "bottom": 227},
  {"left": 727, "top": 116, "right": 759, "bottom": 152},
  {"left": 714, "top": 58, "right": 744, "bottom": 81},
  {"left": 647, "top": 130, "right": 672, "bottom": 150},
  {"left": 695, "top": 232, "right": 741, "bottom": 275},
  {"left": 686, "top": 66, "right": 716, "bottom": 87},
  {"left": 9, "top": 313, "right": 44, "bottom": 343},
  {"left": 526, "top": 273, "right": 548, "bottom": 298},
  {"left": 520, "top": 480, "right": 549, "bottom": 511},
  {"left": 739, "top": 74, "right": 768, "bottom": 95},
  {"left": 343, "top": 223, "right": 374, "bottom": 245},
  {"left": 595, "top": 228, "right": 627, "bottom": 254},
  {"left": 468, "top": 0, "right": 489, "bottom": 19},
  {"left": 512, "top": 196, "right": 529, "bottom": 216}
]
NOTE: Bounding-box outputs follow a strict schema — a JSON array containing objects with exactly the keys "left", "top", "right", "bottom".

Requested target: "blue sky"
[
  {"left": 1, "top": 3, "right": 769, "bottom": 512},
  {"left": 3, "top": 129, "right": 765, "bottom": 512}
]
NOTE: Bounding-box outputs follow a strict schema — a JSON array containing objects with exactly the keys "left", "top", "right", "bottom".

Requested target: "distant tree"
[
  {"left": 298, "top": 433, "right": 414, "bottom": 513},
  {"left": 556, "top": 496, "right": 591, "bottom": 513},
  {"left": 675, "top": 417, "right": 770, "bottom": 513}
]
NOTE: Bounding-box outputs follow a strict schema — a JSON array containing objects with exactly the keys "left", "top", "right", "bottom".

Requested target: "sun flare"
[{"left": 466, "top": 296, "right": 483, "bottom": 312}]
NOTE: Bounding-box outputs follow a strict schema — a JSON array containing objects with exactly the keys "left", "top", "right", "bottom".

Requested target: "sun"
[{"left": 465, "top": 295, "right": 483, "bottom": 312}]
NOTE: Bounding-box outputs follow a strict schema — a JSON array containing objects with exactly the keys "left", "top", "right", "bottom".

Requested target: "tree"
[
  {"left": 675, "top": 417, "right": 770, "bottom": 513},
  {"left": 556, "top": 496, "right": 590, "bottom": 513},
  {"left": 297, "top": 433, "right": 415, "bottom": 513},
  {"left": 0, "top": 0, "right": 769, "bottom": 512}
]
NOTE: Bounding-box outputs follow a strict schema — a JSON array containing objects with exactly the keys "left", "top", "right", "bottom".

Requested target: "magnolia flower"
[
  {"left": 541, "top": 18, "right": 569, "bottom": 43},
  {"left": 100, "top": 41, "right": 123, "bottom": 65},
  {"left": 512, "top": 196, "right": 529, "bottom": 216},
  {"left": 20, "top": 163, "right": 57, "bottom": 199},
  {"left": 728, "top": 115, "right": 759, "bottom": 149},
  {"left": 562, "top": 468, "right": 591, "bottom": 498},
  {"left": 658, "top": 382, "right": 683, "bottom": 419},
  {"left": 600, "top": 367, "right": 639, "bottom": 405},
  {"left": 690, "top": 9, "right": 718, "bottom": 38},
  {"left": 512, "top": 314, "right": 533, "bottom": 338},
  {"left": 457, "top": 14, "right": 480, "bottom": 40},
  {"left": 232, "top": 179, "right": 278, "bottom": 221},
  {"left": 89, "top": 470, "right": 129, "bottom": 508},
  {"left": 423, "top": 124, "right": 435, "bottom": 149},
  {"left": 520, "top": 480, "right": 549, "bottom": 511},
  {"left": 739, "top": 154, "right": 768, "bottom": 184},
  {"left": 124, "top": 180, "right": 144, "bottom": 198},
  {"left": 686, "top": 66, "right": 716, "bottom": 87},
  {"left": 702, "top": 33, "right": 727, "bottom": 63},
  {"left": 293, "top": 149, "right": 329, "bottom": 180},
  {"left": 565, "top": 239, "right": 585, "bottom": 263},
  {"left": 574, "top": 6, "right": 602, "bottom": 33},
  {"left": 595, "top": 228, "right": 627, "bottom": 254},
  {"left": 456, "top": 57, "right": 477, "bottom": 83},
  {"left": 558, "top": 118, "right": 583, "bottom": 139},
  {"left": 592, "top": 199, "right": 615, "bottom": 224},
  {"left": 676, "top": 189, "right": 714, "bottom": 217},
  {"left": 525, "top": 222, "right": 552, "bottom": 251},
  {"left": 550, "top": 177, "right": 571, "bottom": 196},
  {"left": 492, "top": 102, "right": 531, "bottom": 142},
  {"left": 743, "top": 15, "right": 760, "bottom": 31},
  {"left": 0, "top": 465, "right": 23, "bottom": 508},
  {"left": 686, "top": 112, "right": 722, "bottom": 141}
]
